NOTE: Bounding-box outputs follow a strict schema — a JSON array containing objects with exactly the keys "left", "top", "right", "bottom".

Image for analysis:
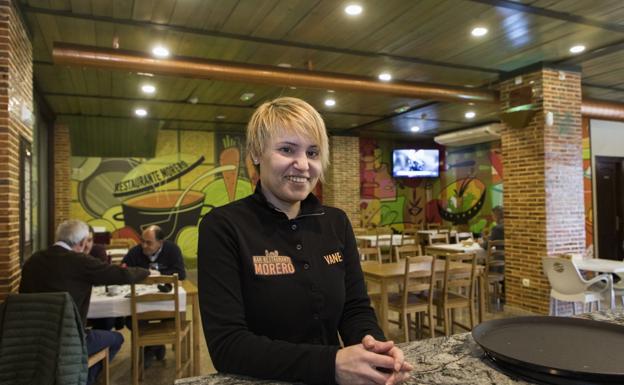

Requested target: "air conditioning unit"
[{"left": 433, "top": 123, "right": 503, "bottom": 147}]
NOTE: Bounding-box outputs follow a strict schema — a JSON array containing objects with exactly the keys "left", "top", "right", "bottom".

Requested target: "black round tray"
[{"left": 472, "top": 316, "right": 624, "bottom": 384}]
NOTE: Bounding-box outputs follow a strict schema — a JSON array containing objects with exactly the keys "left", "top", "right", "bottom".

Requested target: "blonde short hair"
[{"left": 246, "top": 97, "right": 330, "bottom": 181}]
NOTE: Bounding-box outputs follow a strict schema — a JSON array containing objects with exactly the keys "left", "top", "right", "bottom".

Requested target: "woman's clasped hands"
[{"left": 335, "top": 334, "right": 413, "bottom": 385}]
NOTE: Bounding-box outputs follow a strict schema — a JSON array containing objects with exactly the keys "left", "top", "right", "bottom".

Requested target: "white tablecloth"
[
  {"left": 425, "top": 242, "right": 487, "bottom": 260},
  {"left": 88, "top": 284, "right": 186, "bottom": 319}
]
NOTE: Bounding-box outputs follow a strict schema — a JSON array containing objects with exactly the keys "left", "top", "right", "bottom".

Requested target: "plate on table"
[{"left": 472, "top": 316, "right": 624, "bottom": 384}]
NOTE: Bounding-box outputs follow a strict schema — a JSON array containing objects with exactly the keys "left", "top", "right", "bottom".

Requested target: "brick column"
[
  {"left": 324, "top": 136, "right": 360, "bottom": 226},
  {"left": 53, "top": 123, "right": 71, "bottom": 229},
  {"left": 0, "top": 1, "right": 33, "bottom": 300},
  {"left": 500, "top": 67, "right": 584, "bottom": 314}
]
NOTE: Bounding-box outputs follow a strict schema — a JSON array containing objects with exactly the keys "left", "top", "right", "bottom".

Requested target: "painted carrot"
[{"left": 220, "top": 136, "right": 240, "bottom": 202}]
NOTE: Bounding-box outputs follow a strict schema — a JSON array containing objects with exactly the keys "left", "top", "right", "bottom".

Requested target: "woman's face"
[{"left": 258, "top": 131, "right": 322, "bottom": 211}]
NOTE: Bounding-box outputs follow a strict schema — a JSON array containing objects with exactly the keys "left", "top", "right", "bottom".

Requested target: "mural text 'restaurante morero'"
[{"left": 114, "top": 160, "right": 190, "bottom": 195}]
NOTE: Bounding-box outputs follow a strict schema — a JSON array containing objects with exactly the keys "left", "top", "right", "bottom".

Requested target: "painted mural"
[
  {"left": 359, "top": 138, "right": 502, "bottom": 234},
  {"left": 582, "top": 120, "right": 593, "bottom": 250},
  {"left": 359, "top": 138, "right": 427, "bottom": 230},
  {"left": 70, "top": 130, "right": 257, "bottom": 263},
  {"left": 432, "top": 143, "right": 502, "bottom": 234}
]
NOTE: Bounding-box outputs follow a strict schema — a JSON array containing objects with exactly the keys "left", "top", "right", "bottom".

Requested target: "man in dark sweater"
[
  {"left": 121, "top": 225, "right": 186, "bottom": 363},
  {"left": 122, "top": 225, "right": 186, "bottom": 280},
  {"left": 20, "top": 219, "right": 150, "bottom": 385}
]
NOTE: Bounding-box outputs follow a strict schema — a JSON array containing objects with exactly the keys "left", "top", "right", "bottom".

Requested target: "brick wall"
[
  {"left": 53, "top": 123, "right": 71, "bottom": 229},
  {"left": 324, "top": 135, "right": 360, "bottom": 226},
  {"left": 500, "top": 68, "right": 584, "bottom": 314},
  {"left": 0, "top": 0, "right": 32, "bottom": 300}
]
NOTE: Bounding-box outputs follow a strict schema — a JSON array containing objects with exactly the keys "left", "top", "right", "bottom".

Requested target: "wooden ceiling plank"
[
  {"left": 68, "top": 0, "right": 90, "bottom": 14},
  {"left": 151, "top": 0, "right": 177, "bottom": 24}
]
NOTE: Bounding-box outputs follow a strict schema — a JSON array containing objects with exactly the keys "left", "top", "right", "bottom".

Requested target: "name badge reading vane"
[{"left": 253, "top": 250, "right": 295, "bottom": 276}]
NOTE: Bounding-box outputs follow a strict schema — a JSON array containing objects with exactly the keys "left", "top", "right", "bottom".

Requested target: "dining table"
[
  {"left": 355, "top": 234, "right": 413, "bottom": 247},
  {"left": 173, "top": 309, "right": 624, "bottom": 385},
  {"left": 425, "top": 242, "right": 487, "bottom": 260},
  {"left": 88, "top": 279, "right": 201, "bottom": 376},
  {"left": 361, "top": 259, "right": 486, "bottom": 337}
]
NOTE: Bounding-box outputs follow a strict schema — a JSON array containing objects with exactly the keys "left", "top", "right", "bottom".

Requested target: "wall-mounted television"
[{"left": 392, "top": 149, "right": 440, "bottom": 178}]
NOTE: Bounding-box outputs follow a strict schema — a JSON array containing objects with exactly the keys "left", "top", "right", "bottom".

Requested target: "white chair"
[
  {"left": 542, "top": 257, "right": 613, "bottom": 315},
  {"left": 614, "top": 272, "right": 624, "bottom": 306}
]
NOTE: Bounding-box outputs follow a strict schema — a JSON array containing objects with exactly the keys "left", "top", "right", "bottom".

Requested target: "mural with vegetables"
[
  {"left": 359, "top": 138, "right": 502, "bottom": 234},
  {"left": 70, "top": 130, "right": 256, "bottom": 266}
]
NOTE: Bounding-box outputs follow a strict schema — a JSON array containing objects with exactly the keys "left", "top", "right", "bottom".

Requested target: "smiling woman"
[{"left": 197, "top": 97, "right": 412, "bottom": 385}]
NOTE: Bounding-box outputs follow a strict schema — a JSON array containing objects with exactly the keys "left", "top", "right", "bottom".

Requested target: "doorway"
[{"left": 595, "top": 156, "right": 624, "bottom": 260}]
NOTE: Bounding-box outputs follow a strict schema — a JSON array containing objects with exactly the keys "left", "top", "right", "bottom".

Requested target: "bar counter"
[{"left": 176, "top": 310, "right": 624, "bottom": 385}]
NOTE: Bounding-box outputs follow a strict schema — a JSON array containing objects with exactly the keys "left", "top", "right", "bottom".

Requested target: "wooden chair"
[
  {"left": 375, "top": 227, "right": 395, "bottom": 263},
  {"left": 108, "top": 237, "right": 138, "bottom": 249},
  {"left": 400, "top": 227, "right": 420, "bottom": 247},
  {"left": 130, "top": 275, "right": 192, "bottom": 385},
  {"left": 428, "top": 232, "right": 449, "bottom": 245},
  {"left": 454, "top": 232, "right": 474, "bottom": 243},
  {"left": 387, "top": 256, "right": 436, "bottom": 341},
  {"left": 88, "top": 347, "right": 110, "bottom": 385},
  {"left": 432, "top": 253, "right": 478, "bottom": 336},
  {"left": 426, "top": 223, "right": 441, "bottom": 230},
  {"left": 358, "top": 246, "right": 382, "bottom": 263},
  {"left": 394, "top": 244, "right": 422, "bottom": 261},
  {"left": 486, "top": 240, "right": 505, "bottom": 311}
]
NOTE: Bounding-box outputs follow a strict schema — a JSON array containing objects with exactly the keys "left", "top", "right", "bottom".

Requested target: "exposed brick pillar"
[
  {"left": 53, "top": 123, "right": 71, "bottom": 229},
  {"left": 500, "top": 67, "right": 584, "bottom": 314},
  {"left": 324, "top": 136, "right": 360, "bottom": 226},
  {"left": 0, "top": 1, "right": 33, "bottom": 300}
]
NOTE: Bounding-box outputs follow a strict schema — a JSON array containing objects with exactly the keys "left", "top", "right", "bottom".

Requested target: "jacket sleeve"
[
  {"left": 81, "top": 255, "right": 149, "bottom": 285},
  {"left": 337, "top": 215, "right": 386, "bottom": 345},
  {"left": 161, "top": 242, "right": 187, "bottom": 280},
  {"left": 198, "top": 210, "right": 339, "bottom": 385}
]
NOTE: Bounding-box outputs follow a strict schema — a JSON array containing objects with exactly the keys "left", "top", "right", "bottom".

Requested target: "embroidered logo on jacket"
[
  {"left": 253, "top": 250, "right": 295, "bottom": 276},
  {"left": 323, "top": 251, "right": 343, "bottom": 265}
]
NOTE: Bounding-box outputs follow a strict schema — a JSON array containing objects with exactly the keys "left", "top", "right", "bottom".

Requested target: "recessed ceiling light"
[
  {"left": 345, "top": 4, "right": 363, "bottom": 16},
  {"left": 471, "top": 27, "right": 488, "bottom": 37},
  {"left": 141, "top": 84, "right": 156, "bottom": 94},
  {"left": 152, "top": 45, "right": 170, "bottom": 58},
  {"left": 410, "top": 126, "right": 420, "bottom": 132},
  {"left": 569, "top": 45, "right": 586, "bottom": 54},
  {"left": 465, "top": 111, "right": 476, "bottom": 119},
  {"left": 394, "top": 105, "right": 410, "bottom": 113},
  {"left": 216, "top": 115, "right": 226, "bottom": 120},
  {"left": 277, "top": 63, "right": 292, "bottom": 68},
  {"left": 324, "top": 99, "right": 336, "bottom": 107},
  {"left": 289, "top": 86, "right": 297, "bottom": 90},
  {"left": 240, "top": 92, "right": 255, "bottom": 101},
  {"left": 378, "top": 73, "right": 392, "bottom": 81},
  {"left": 135, "top": 108, "right": 147, "bottom": 117},
  {"left": 137, "top": 72, "right": 154, "bottom": 77},
  {"left": 327, "top": 89, "right": 335, "bottom": 93}
]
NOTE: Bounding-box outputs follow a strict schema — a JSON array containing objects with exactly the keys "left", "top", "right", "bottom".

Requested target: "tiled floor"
[{"left": 102, "top": 271, "right": 533, "bottom": 385}]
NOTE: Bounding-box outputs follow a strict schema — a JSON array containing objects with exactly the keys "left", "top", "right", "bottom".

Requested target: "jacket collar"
[{"left": 251, "top": 182, "right": 324, "bottom": 219}]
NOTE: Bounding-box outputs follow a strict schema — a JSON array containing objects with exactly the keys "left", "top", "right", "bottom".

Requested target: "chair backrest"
[
  {"left": 358, "top": 246, "right": 382, "bottom": 263},
  {"left": 394, "top": 244, "right": 422, "bottom": 260},
  {"left": 108, "top": 237, "right": 137, "bottom": 249},
  {"left": 487, "top": 240, "right": 505, "bottom": 273},
  {"left": 426, "top": 223, "right": 441, "bottom": 230},
  {"left": 439, "top": 252, "right": 477, "bottom": 300},
  {"left": 130, "top": 274, "right": 181, "bottom": 334},
  {"left": 401, "top": 255, "right": 436, "bottom": 307},
  {"left": 455, "top": 232, "right": 474, "bottom": 243},
  {"left": 542, "top": 257, "right": 589, "bottom": 295},
  {"left": 428, "top": 232, "right": 449, "bottom": 245}
]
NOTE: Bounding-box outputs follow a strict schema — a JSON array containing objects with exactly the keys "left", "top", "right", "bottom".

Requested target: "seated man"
[
  {"left": 122, "top": 225, "right": 186, "bottom": 364},
  {"left": 20, "top": 219, "right": 150, "bottom": 385},
  {"left": 86, "top": 225, "right": 109, "bottom": 264}
]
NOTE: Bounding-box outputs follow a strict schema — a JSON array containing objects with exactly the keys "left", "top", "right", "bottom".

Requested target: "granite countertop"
[{"left": 176, "top": 310, "right": 624, "bottom": 385}]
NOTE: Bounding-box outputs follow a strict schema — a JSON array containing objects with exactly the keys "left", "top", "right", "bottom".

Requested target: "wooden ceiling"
[{"left": 19, "top": 0, "right": 624, "bottom": 140}]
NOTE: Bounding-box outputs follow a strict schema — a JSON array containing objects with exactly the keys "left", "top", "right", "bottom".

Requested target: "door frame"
[{"left": 594, "top": 155, "right": 624, "bottom": 260}]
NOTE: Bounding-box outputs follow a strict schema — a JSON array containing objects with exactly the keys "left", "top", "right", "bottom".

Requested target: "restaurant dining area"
[{"left": 2, "top": 1, "right": 624, "bottom": 385}]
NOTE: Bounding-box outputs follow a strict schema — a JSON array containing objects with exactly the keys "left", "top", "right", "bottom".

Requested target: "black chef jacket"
[{"left": 198, "top": 184, "right": 384, "bottom": 385}]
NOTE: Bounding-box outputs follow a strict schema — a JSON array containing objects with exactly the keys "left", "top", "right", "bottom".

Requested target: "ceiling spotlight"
[
  {"left": 394, "top": 105, "right": 409, "bottom": 113},
  {"left": 187, "top": 97, "right": 199, "bottom": 104},
  {"left": 378, "top": 73, "right": 392, "bottom": 81},
  {"left": 141, "top": 84, "right": 156, "bottom": 94},
  {"left": 216, "top": 115, "right": 226, "bottom": 120},
  {"left": 410, "top": 126, "right": 420, "bottom": 132},
  {"left": 137, "top": 72, "right": 154, "bottom": 77},
  {"left": 465, "top": 111, "right": 476, "bottom": 119},
  {"left": 327, "top": 89, "right": 335, "bottom": 93},
  {"left": 471, "top": 27, "right": 488, "bottom": 37},
  {"left": 569, "top": 45, "right": 586, "bottom": 54},
  {"left": 277, "top": 63, "right": 292, "bottom": 68},
  {"left": 345, "top": 4, "right": 363, "bottom": 16},
  {"left": 135, "top": 108, "right": 147, "bottom": 117},
  {"left": 324, "top": 99, "right": 336, "bottom": 107},
  {"left": 152, "top": 45, "right": 170, "bottom": 58},
  {"left": 240, "top": 92, "right": 255, "bottom": 101}
]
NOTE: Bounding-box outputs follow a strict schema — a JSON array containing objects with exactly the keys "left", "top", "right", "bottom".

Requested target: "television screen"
[{"left": 392, "top": 149, "right": 440, "bottom": 178}]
